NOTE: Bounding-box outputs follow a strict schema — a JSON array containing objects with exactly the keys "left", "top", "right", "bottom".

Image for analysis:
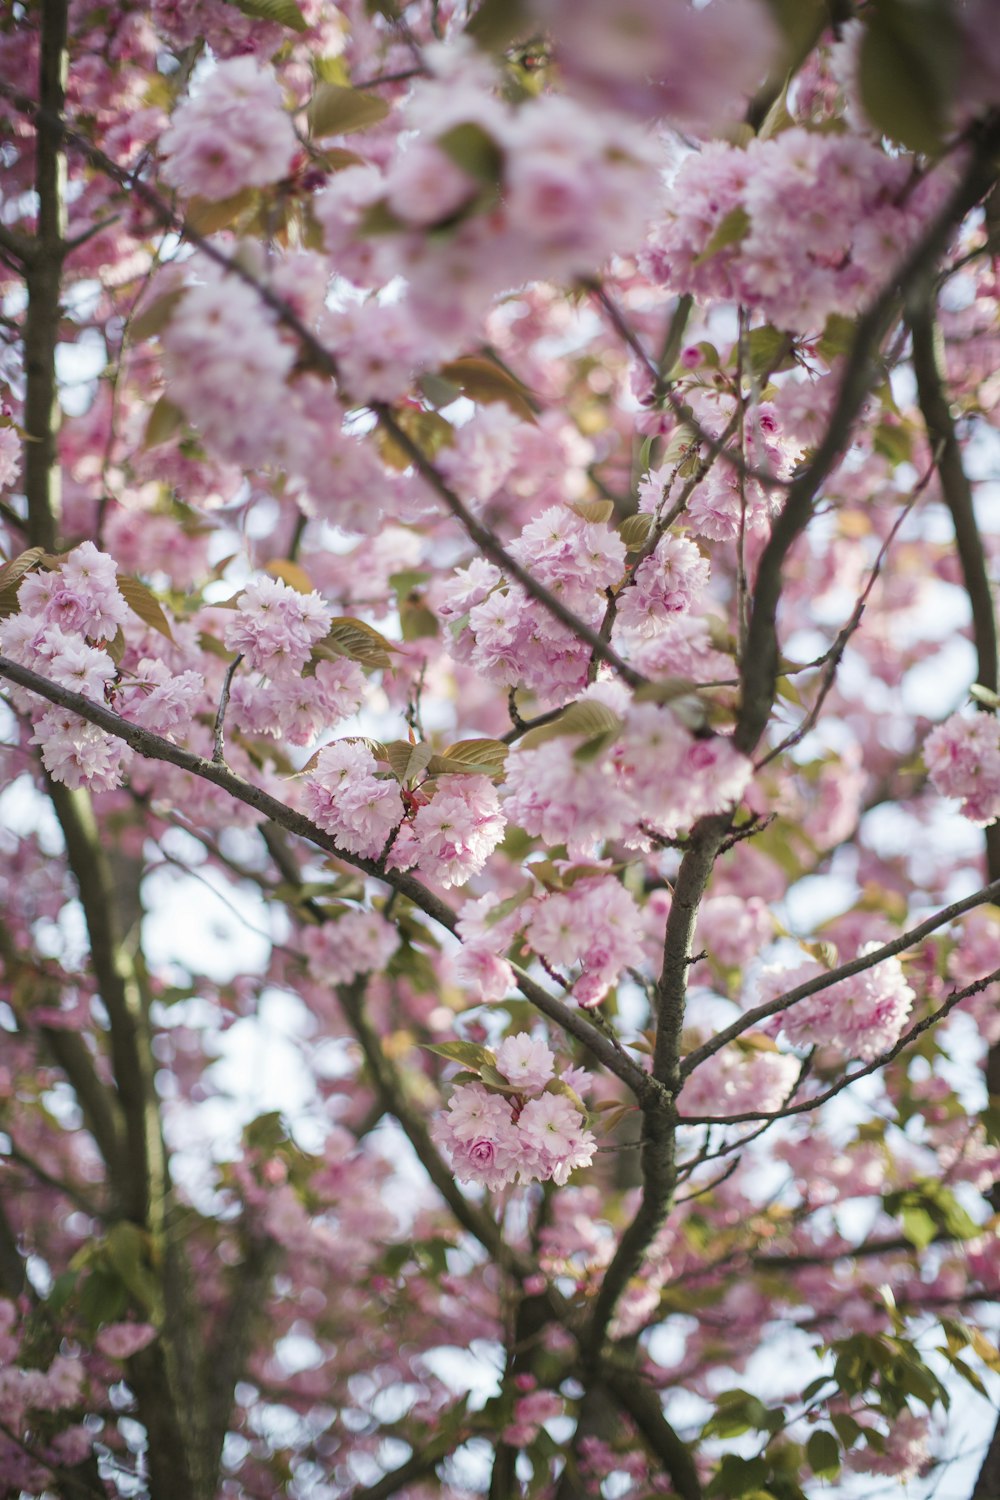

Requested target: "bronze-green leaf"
[
  {"left": 142, "top": 395, "right": 185, "bottom": 450},
  {"left": 308, "top": 83, "right": 391, "bottom": 138},
  {"left": 224, "top": 0, "right": 308, "bottom": 31},
  {"left": 118, "top": 575, "right": 175, "bottom": 641},
  {"left": 313, "top": 617, "right": 397, "bottom": 670},
  {"left": 438, "top": 355, "right": 536, "bottom": 422}
]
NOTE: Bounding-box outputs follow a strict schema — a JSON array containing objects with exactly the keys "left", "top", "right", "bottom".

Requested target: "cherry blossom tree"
[{"left": 3, "top": 1, "right": 1000, "bottom": 1497}]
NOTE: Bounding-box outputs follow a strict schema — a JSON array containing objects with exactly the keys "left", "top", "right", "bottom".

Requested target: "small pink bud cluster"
[
  {"left": 431, "top": 1033, "right": 595, "bottom": 1190},
  {"left": 924, "top": 709, "right": 1000, "bottom": 825}
]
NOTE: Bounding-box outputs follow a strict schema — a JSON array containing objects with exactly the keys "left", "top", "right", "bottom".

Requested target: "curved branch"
[
  {"left": 736, "top": 116, "right": 1000, "bottom": 760},
  {"left": 0, "top": 655, "right": 650, "bottom": 1097},
  {"left": 681, "top": 875, "right": 1000, "bottom": 1077}
]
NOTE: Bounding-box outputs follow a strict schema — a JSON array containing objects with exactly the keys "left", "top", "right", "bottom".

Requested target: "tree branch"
[
  {"left": 0, "top": 655, "right": 652, "bottom": 1096},
  {"left": 679, "top": 966, "right": 1000, "bottom": 1126},
  {"left": 736, "top": 115, "right": 1000, "bottom": 760},
  {"left": 682, "top": 876, "right": 1000, "bottom": 1076}
]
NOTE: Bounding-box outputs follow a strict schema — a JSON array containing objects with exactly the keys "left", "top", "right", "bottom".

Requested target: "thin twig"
[{"left": 212, "top": 653, "right": 242, "bottom": 764}]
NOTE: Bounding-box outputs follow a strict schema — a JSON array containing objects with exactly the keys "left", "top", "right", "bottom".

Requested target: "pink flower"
[
  {"left": 925, "top": 710, "right": 1000, "bottom": 825},
  {"left": 393, "top": 775, "right": 505, "bottom": 887},
  {"left": 495, "top": 1033, "right": 555, "bottom": 1093},
  {"left": 304, "top": 741, "right": 403, "bottom": 859},
  {"left": 161, "top": 57, "right": 298, "bottom": 200},
  {"left": 518, "top": 1093, "right": 596, "bottom": 1184},
  {"left": 224, "top": 575, "right": 332, "bottom": 679}
]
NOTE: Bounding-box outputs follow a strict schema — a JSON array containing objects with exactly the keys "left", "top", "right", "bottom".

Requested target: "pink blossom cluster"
[
  {"left": 615, "top": 531, "right": 710, "bottom": 638},
  {"left": 161, "top": 57, "right": 298, "bottom": 200},
  {"left": 224, "top": 576, "right": 332, "bottom": 677},
  {"left": 679, "top": 1043, "right": 800, "bottom": 1119},
  {"left": 159, "top": 262, "right": 389, "bottom": 532},
  {"left": 526, "top": 874, "right": 645, "bottom": 1008},
  {"left": 761, "top": 947, "right": 915, "bottom": 1061},
  {"left": 431, "top": 1034, "right": 595, "bottom": 1190},
  {"left": 303, "top": 745, "right": 504, "bottom": 886},
  {"left": 439, "top": 506, "right": 627, "bottom": 699},
  {"left": 0, "top": 543, "right": 134, "bottom": 790},
  {"left": 454, "top": 891, "right": 520, "bottom": 1003},
  {"left": 845, "top": 1410, "right": 931, "bottom": 1482},
  {"left": 314, "top": 66, "right": 663, "bottom": 349},
  {"left": 387, "top": 774, "right": 506, "bottom": 887},
  {"left": 642, "top": 129, "right": 928, "bottom": 333},
  {"left": 947, "top": 908, "right": 1000, "bottom": 1043},
  {"left": 300, "top": 907, "right": 400, "bottom": 986},
  {"left": 95, "top": 1321, "right": 158, "bottom": 1360},
  {"left": 304, "top": 740, "right": 404, "bottom": 859},
  {"left": 696, "top": 894, "right": 774, "bottom": 971},
  {"left": 503, "top": 686, "right": 752, "bottom": 857},
  {"left": 222, "top": 575, "right": 366, "bottom": 747},
  {"left": 924, "top": 709, "right": 1000, "bottom": 825},
  {"left": 538, "top": 0, "right": 778, "bottom": 125},
  {"left": 0, "top": 424, "right": 20, "bottom": 488},
  {"left": 502, "top": 1385, "right": 564, "bottom": 1446}
]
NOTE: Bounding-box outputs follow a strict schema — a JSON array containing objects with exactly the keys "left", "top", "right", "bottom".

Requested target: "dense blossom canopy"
[{"left": 2, "top": 1, "right": 1000, "bottom": 1498}]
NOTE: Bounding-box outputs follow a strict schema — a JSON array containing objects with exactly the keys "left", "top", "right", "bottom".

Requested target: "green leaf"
[
  {"left": 571, "top": 499, "right": 615, "bottom": 524},
  {"left": 693, "top": 205, "right": 750, "bottom": 265},
  {"left": 703, "top": 1390, "right": 771, "bottom": 1441},
  {"left": 0, "top": 545, "right": 44, "bottom": 598},
  {"left": 429, "top": 738, "right": 509, "bottom": 777},
  {"left": 806, "top": 1430, "right": 840, "bottom": 1479},
  {"left": 745, "top": 325, "right": 795, "bottom": 379},
  {"left": 436, "top": 123, "right": 504, "bottom": 185},
  {"left": 423, "top": 1040, "right": 495, "bottom": 1070},
  {"left": 264, "top": 558, "right": 314, "bottom": 594},
  {"left": 399, "top": 599, "right": 439, "bottom": 640},
  {"left": 142, "top": 395, "right": 185, "bottom": 449},
  {"left": 377, "top": 407, "right": 455, "bottom": 468},
  {"left": 439, "top": 355, "right": 536, "bottom": 422},
  {"left": 480, "top": 1062, "right": 522, "bottom": 1092},
  {"left": 118, "top": 575, "right": 175, "bottom": 641},
  {"left": 942, "top": 1352, "right": 988, "bottom": 1397},
  {"left": 185, "top": 188, "right": 256, "bottom": 235},
  {"left": 899, "top": 1204, "right": 936, "bottom": 1249},
  {"left": 224, "top": 0, "right": 308, "bottom": 31},
  {"left": 709, "top": 1453, "right": 769, "bottom": 1498},
  {"left": 858, "top": 0, "right": 961, "bottom": 156},
  {"left": 970, "top": 683, "right": 1000, "bottom": 710},
  {"left": 465, "top": 0, "right": 533, "bottom": 51},
  {"left": 129, "top": 288, "right": 186, "bottom": 342},
  {"left": 308, "top": 83, "right": 391, "bottom": 137},
  {"left": 873, "top": 421, "right": 913, "bottom": 465},
  {"left": 619, "top": 513, "right": 652, "bottom": 550},
  {"left": 830, "top": 1413, "right": 862, "bottom": 1448},
  {"left": 78, "top": 1267, "right": 129, "bottom": 1330},
  {"left": 759, "top": 0, "right": 827, "bottom": 54},
  {"left": 384, "top": 739, "right": 434, "bottom": 785},
  {"left": 520, "top": 699, "right": 624, "bottom": 750},
  {"left": 313, "top": 617, "right": 397, "bottom": 671},
  {"left": 105, "top": 1222, "right": 162, "bottom": 1319},
  {"left": 816, "top": 312, "right": 855, "bottom": 363}
]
